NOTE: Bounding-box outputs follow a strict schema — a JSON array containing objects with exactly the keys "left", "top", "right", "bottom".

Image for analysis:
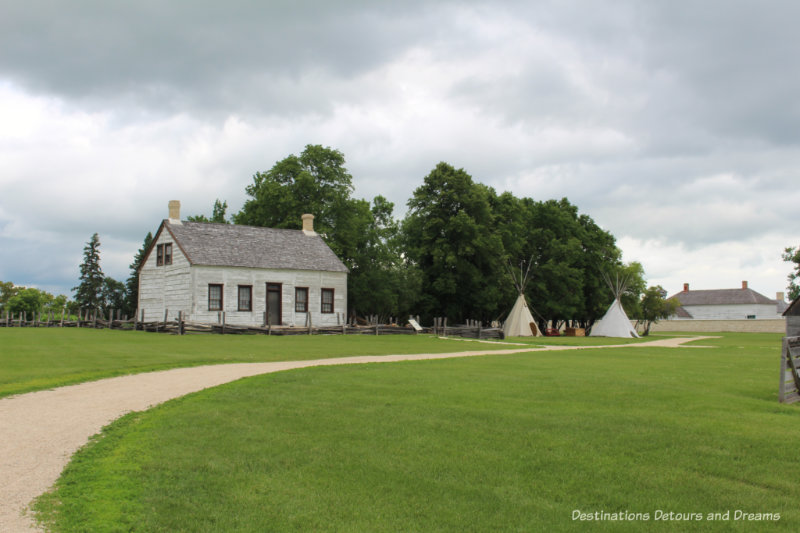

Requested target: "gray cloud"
[{"left": 0, "top": 0, "right": 798, "bottom": 297}]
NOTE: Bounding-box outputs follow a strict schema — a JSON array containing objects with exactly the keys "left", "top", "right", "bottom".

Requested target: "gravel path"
[{"left": 0, "top": 336, "right": 710, "bottom": 531}]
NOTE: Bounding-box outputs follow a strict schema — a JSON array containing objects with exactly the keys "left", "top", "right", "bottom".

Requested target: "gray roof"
[
  {"left": 669, "top": 288, "right": 776, "bottom": 306},
  {"left": 785, "top": 298, "right": 800, "bottom": 317},
  {"left": 163, "top": 220, "right": 348, "bottom": 273}
]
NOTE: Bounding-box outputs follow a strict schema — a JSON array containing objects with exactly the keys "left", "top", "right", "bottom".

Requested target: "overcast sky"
[{"left": 1, "top": 0, "right": 797, "bottom": 302}]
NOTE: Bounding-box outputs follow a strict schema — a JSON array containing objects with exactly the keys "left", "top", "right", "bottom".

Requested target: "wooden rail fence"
[
  {"left": 780, "top": 336, "right": 800, "bottom": 404},
  {"left": 1, "top": 309, "right": 505, "bottom": 340}
]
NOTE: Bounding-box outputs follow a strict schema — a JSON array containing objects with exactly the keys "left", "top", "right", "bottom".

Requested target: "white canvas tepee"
[
  {"left": 589, "top": 272, "right": 640, "bottom": 338},
  {"left": 503, "top": 257, "right": 541, "bottom": 337},
  {"left": 504, "top": 293, "right": 539, "bottom": 337}
]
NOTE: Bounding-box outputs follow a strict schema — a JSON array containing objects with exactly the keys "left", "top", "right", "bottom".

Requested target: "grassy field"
[
  {"left": 0, "top": 328, "right": 529, "bottom": 398},
  {"left": 32, "top": 332, "right": 800, "bottom": 532}
]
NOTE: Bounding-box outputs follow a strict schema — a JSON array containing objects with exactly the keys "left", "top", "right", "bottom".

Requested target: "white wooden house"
[
  {"left": 669, "top": 281, "right": 785, "bottom": 320},
  {"left": 138, "top": 201, "right": 348, "bottom": 326}
]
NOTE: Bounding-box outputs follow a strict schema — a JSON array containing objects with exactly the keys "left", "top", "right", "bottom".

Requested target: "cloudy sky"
[{"left": 1, "top": 0, "right": 797, "bottom": 301}]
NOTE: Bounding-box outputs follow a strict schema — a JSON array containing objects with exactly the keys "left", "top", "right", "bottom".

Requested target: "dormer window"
[{"left": 156, "top": 243, "right": 173, "bottom": 266}]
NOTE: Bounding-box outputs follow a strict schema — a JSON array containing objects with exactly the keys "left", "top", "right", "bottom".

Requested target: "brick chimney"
[
  {"left": 683, "top": 283, "right": 689, "bottom": 292},
  {"left": 741, "top": 280, "right": 748, "bottom": 290},
  {"left": 301, "top": 213, "right": 316, "bottom": 235},
  {"left": 168, "top": 200, "right": 182, "bottom": 225}
]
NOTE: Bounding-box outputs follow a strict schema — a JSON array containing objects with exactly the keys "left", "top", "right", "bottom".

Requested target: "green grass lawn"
[
  {"left": 0, "top": 328, "right": 525, "bottom": 398},
  {"left": 33, "top": 332, "right": 799, "bottom": 532}
]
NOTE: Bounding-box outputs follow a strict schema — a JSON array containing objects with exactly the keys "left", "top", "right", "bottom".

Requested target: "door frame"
[{"left": 266, "top": 282, "right": 282, "bottom": 325}]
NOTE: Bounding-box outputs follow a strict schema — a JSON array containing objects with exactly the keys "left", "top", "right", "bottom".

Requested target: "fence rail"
[{"left": 0, "top": 310, "right": 505, "bottom": 340}]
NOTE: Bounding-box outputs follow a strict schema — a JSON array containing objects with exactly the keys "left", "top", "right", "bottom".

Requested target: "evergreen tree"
[
  {"left": 124, "top": 232, "right": 153, "bottom": 315},
  {"left": 73, "top": 233, "right": 104, "bottom": 309}
]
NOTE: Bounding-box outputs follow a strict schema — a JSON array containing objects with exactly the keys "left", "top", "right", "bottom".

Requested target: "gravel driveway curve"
[{"left": 0, "top": 336, "right": 708, "bottom": 531}]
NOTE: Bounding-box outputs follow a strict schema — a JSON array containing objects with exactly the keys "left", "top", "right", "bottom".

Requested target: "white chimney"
[
  {"left": 777, "top": 292, "right": 785, "bottom": 301},
  {"left": 302, "top": 213, "right": 315, "bottom": 235},
  {"left": 168, "top": 200, "right": 182, "bottom": 225}
]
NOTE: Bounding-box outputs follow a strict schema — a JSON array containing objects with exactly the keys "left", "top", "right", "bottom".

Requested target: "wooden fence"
[
  {"left": 779, "top": 336, "right": 800, "bottom": 404},
  {"left": 1, "top": 309, "right": 505, "bottom": 340}
]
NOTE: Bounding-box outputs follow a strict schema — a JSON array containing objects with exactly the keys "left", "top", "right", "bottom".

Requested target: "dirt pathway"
[{"left": 0, "top": 336, "right": 711, "bottom": 531}]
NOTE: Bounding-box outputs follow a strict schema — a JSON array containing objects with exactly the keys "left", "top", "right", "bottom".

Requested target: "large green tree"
[
  {"left": 102, "top": 277, "right": 127, "bottom": 312},
  {"left": 124, "top": 232, "right": 153, "bottom": 315},
  {"left": 73, "top": 233, "right": 105, "bottom": 309},
  {"left": 402, "top": 162, "right": 505, "bottom": 322},
  {"left": 235, "top": 145, "right": 413, "bottom": 319},
  {"left": 492, "top": 195, "right": 623, "bottom": 330},
  {"left": 783, "top": 246, "right": 800, "bottom": 301},
  {"left": 7, "top": 287, "right": 44, "bottom": 316},
  {"left": 638, "top": 286, "right": 680, "bottom": 336},
  {"left": 235, "top": 145, "right": 354, "bottom": 255},
  {"left": 0, "top": 281, "right": 20, "bottom": 312}
]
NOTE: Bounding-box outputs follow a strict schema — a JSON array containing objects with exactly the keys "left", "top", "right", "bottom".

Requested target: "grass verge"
[
  {"left": 34, "top": 333, "right": 797, "bottom": 532},
  {"left": 0, "top": 328, "right": 519, "bottom": 398}
]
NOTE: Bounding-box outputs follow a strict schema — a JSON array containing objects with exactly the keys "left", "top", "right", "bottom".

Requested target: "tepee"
[
  {"left": 589, "top": 273, "right": 640, "bottom": 338},
  {"left": 503, "top": 258, "right": 541, "bottom": 337}
]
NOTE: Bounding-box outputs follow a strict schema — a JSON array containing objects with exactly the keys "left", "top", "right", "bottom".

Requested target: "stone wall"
[{"left": 650, "top": 318, "right": 786, "bottom": 333}]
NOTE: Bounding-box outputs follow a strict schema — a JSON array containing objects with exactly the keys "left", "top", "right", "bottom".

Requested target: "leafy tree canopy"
[
  {"left": 234, "top": 145, "right": 417, "bottom": 319},
  {"left": 638, "top": 286, "right": 681, "bottom": 336},
  {"left": 783, "top": 246, "right": 800, "bottom": 301},
  {"left": 0, "top": 280, "right": 20, "bottom": 311},
  {"left": 403, "top": 162, "right": 505, "bottom": 322}
]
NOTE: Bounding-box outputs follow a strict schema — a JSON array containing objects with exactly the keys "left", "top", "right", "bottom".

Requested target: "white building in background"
[
  {"left": 137, "top": 201, "right": 348, "bottom": 326},
  {"left": 669, "top": 281, "right": 787, "bottom": 320}
]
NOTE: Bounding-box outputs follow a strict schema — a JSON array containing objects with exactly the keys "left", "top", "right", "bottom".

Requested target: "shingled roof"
[
  {"left": 669, "top": 287, "right": 776, "bottom": 306},
  {"left": 159, "top": 220, "right": 348, "bottom": 273}
]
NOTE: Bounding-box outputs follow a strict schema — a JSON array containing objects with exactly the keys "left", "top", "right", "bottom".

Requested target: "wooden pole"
[
  {"left": 92, "top": 310, "right": 97, "bottom": 329},
  {"left": 163, "top": 309, "right": 169, "bottom": 332},
  {"left": 308, "top": 312, "right": 312, "bottom": 335},
  {"left": 443, "top": 317, "right": 447, "bottom": 337}
]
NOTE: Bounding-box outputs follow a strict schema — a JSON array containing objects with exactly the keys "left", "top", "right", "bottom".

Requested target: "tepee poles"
[{"left": 505, "top": 254, "right": 534, "bottom": 295}]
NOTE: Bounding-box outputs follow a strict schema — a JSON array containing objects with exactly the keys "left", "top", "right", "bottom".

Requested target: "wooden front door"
[{"left": 266, "top": 283, "right": 282, "bottom": 325}]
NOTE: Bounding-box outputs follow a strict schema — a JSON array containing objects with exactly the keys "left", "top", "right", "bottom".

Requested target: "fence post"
[
  {"left": 222, "top": 311, "right": 226, "bottom": 335},
  {"left": 178, "top": 311, "right": 184, "bottom": 336},
  {"left": 308, "top": 312, "right": 312, "bottom": 335},
  {"left": 443, "top": 317, "right": 447, "bottom": 337},
  {"left": 163, "top": 309, "right": 169, "bottom": 333}
]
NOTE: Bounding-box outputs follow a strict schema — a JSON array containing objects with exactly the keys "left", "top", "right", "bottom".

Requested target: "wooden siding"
[
  {"left": 679, "top": 303, "right": 782, "bottom": 320},
  {"left": 138, "top": 230, "right": 192, "bottom": 321},
  {"left": 788, "top": 316, "right": 800, "bottom": 337},
  {"left": 191, "top": 266, "right": 347, "bottom": 326}
]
